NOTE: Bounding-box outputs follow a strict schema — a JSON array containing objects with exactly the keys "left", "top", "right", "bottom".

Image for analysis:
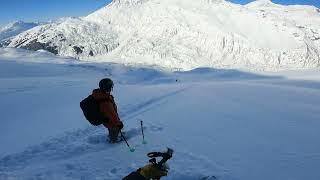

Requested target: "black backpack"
[{"left": 80, "top": 95, "right": 109, "bottom": 126}]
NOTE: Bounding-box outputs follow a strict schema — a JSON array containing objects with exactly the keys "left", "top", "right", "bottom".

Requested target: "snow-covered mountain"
[
  {"left": 7, "top": 0, "right": 320, "bottom": 71},
  {"left": 0, "top": 21, "right": 40, "bottom": 46}
]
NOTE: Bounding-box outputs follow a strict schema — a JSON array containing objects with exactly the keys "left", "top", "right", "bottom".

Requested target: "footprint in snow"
[
  {"left": 87, "top": 127, "right": 146, "bottom": 145},
  {"left": 87, "top": 125, "right": 164, "bottom": 145}
]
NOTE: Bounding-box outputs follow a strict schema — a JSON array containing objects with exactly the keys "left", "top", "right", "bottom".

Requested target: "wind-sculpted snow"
[{"left": 7, "top": 0, "right": 320, "bottom": 71}]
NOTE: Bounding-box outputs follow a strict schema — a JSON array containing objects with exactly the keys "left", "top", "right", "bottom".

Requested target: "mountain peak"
[
  {"left": 9, "top": 20, "right": 25, "bottom": 26},
  {"left": 111, "top": 0, "right": 148, "bottom": 5},
  {"left": 257, "top": 0, "right": 272, "bottom": 2},
  {"left": 2, "top": 21, "right": 39, "bottom": 29},
  {"left": 246, "top": 0, "right": 276, "bottom": 7},
  {"left": 111, "top": 0, "right": 225, "bottom": 6}
]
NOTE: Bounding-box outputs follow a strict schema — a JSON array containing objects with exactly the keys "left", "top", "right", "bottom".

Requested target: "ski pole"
[
  {"left": 140, "top": 120, "right": 147, "bottom": 144},
  {"left": 120, "top": 131, "right": 135, "bottom": 152}
]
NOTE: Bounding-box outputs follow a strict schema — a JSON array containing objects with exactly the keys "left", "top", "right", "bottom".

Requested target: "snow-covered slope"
[
  {"left": 0, "top": 48, "right": 320, "bottom": 180},
  {"left": 0, "top": 21, "right": 40, "bottom": 49},
  {"left": 7, "top": 0, "right": 320, "bottom": 71},
  {"left": 0, "top": 21, "right": 40, "bottom": 46}
]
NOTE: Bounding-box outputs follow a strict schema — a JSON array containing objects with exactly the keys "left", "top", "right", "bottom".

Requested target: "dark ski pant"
[{"left": 108, "top": 127, "right": 120, "bottom": 143}]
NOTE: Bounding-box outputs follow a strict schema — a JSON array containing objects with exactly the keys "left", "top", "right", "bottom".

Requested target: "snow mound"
[{"left": 6, "top": 0, "right": 320, "bottom": 71}]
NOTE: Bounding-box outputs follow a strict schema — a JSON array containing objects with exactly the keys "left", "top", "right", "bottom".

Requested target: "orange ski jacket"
[{"left": 92, "top": 89, "right": 122, "bottom": 128}]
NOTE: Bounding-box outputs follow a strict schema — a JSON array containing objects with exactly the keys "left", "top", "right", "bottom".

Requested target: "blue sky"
[
  {"left": 0, "top": 0, "right": 319, "bottom": 27},
  {"left": 0, "top": 0, "right": 112, "bottom": 26}
]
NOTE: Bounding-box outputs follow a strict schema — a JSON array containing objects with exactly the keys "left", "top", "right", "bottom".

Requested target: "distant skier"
[{"left": 91, "top": 78, "right": 124, "bottom": 143}]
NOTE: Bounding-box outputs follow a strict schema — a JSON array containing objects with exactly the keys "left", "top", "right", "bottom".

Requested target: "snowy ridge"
[
  {"left": 0, "top": 21, "right": 40, "bottom": 48},
  {"left": 111, "top": 0, "right": 149, "bottom": 6},
  {"left": 8, "top": 18, "right": 119, "bottom": 57},
  {"left": 0, "top": 21, "right": 40, "bottom": 41},
  {"left": 7, "top": 0, "right": 320, "bottom": 71}
]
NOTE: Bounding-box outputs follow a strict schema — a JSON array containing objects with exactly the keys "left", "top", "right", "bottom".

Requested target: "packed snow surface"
[
  {"left": 6, "top": 0, "right": 320, "bottom": 71},
  {"left": 0, "top": 48, "right": 320, "bottom": 180}
]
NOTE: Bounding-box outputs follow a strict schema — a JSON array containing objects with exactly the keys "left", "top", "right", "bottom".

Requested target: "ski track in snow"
[
  {"left": 0, "top": 87, "right": 188, "bottom": 178},
  {"left": 1, "top": 66, "right": 319, "bottom": 179},
  {"left": 121, "top": 87, "right": 190, "bottom": 120},
  {"left": 0, "top": 126, "right": 154, "bottom": 171},
  {"left": 1, "top": 50, "right": 320, "bottom": 179},
  {"left": 0, "top": 83, "right": 225, "bottom": 180}
]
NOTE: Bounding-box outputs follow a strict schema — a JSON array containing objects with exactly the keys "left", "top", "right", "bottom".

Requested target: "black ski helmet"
[{"left": 99, "top": 78, "right": 114, "bottom": 92}]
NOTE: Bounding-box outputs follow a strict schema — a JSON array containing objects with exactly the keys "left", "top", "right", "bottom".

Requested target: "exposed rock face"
[
  {"left": 0, "top": 39, "right": 11, "bottom": 48},
  {"left": 73, "top": 46, "right": 83, "bottom": 55},
  {"left": 19, "top": 39, "right": 58, "bottom": 55}
]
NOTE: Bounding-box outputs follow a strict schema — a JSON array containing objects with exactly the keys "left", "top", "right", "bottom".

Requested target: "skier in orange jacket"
[{"left": 92, "top": 78, "right": 124, "bottom": 143}]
